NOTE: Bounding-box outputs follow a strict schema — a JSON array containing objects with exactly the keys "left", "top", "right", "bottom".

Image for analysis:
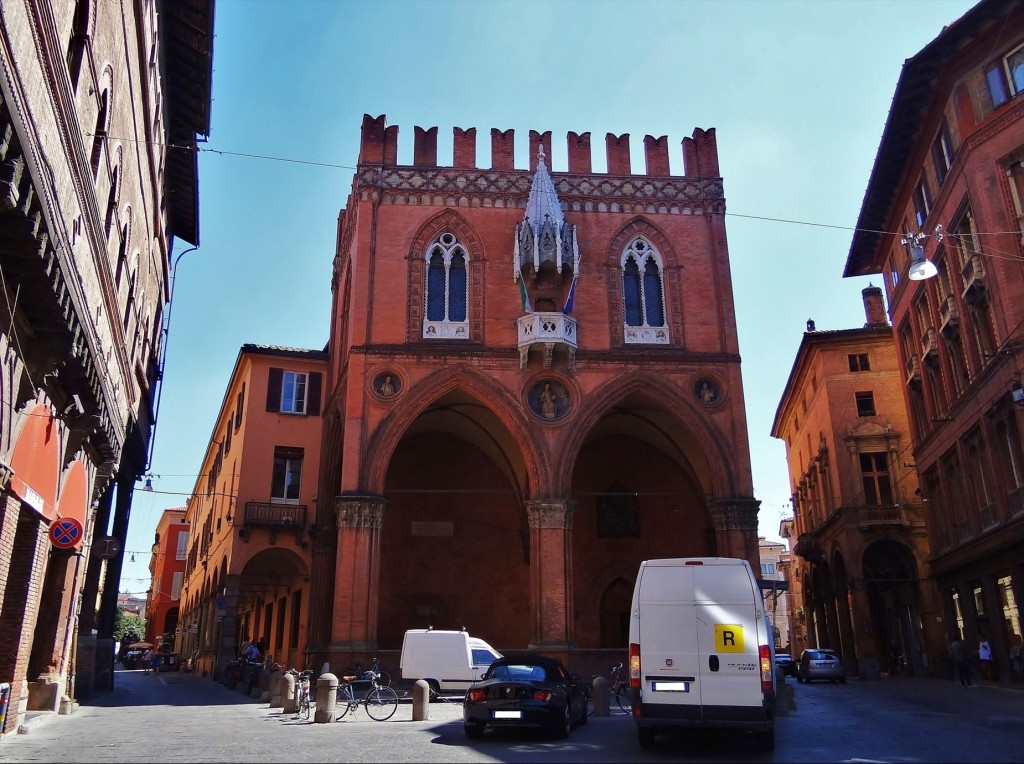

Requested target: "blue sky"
[{"left": 118, "top": 0, "right": 978, "bottom": 593}]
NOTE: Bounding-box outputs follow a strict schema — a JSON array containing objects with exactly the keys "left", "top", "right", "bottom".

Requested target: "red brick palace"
[{"left": 307, "top": 115, "right": 763, "bottom": 672}]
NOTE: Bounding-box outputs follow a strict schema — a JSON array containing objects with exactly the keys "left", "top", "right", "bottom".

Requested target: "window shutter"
[
  {"left": 266, "top": 368, "right": 282, "bottom": 412},
  {"left": 308, "top": 371, "right": 322, "bottom": 416}
]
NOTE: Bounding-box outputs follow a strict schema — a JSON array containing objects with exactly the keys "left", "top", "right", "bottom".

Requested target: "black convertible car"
[{"left": 463, "top": 654, "right": 588, "bottom": 739}]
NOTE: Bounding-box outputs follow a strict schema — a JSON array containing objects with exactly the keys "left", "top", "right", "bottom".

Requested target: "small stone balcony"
[{"left": 517, "top": 312, "right": 577, "bottom": 368}]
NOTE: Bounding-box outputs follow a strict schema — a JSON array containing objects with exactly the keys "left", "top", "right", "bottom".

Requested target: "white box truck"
[
  {"left": 628, "top": 557, "right": 777, "bottom": 750},
  {"left": 399, "top": 629, "right": 502, "bottom": 696}
]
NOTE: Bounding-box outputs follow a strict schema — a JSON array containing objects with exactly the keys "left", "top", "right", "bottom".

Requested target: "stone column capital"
[
  {"left": 708, "top": 498, "right": 760, "bottom": 531},
  {"left": 333, "top": 495, "right": 387, "bottom": 529},
  {"left": 526, "top": 499, "right": 575, "bottom": 530}
]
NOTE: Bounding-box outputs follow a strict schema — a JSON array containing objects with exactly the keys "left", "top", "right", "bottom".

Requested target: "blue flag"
[{"left": 562, "top": 276, "right": 578, "bottom": 314}]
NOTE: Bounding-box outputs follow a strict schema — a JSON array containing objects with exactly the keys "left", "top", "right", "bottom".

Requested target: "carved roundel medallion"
[
  {"left": 374, "top": 371, "right": 401, "bottom": 399},
  {"left": 694, "top": 377, "right": 721, "bottom": 406},
  {"left": 529, "top": 379, "right": 570, "bottom": 421}
]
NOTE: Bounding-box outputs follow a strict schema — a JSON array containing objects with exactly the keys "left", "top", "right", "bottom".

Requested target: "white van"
[
  {"left": 628, "top": 557, "right": 777, "bottom": 750},
  {"left": 399, "top": 628, "right": 502, "bottom": 695}
]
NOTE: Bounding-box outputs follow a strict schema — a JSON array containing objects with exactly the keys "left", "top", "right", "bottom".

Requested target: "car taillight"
[
  {"left": 759, "top": 645, "right": 773, "bottom": 692},
  {"left": 468, "top": 689, "right": 486, "bottom": 703},
  {"left": 532, "top": 690, "right": 551, "bottom": 702},
  {"left": 629, "top": 642, "right": 641, "bottom": 688}
]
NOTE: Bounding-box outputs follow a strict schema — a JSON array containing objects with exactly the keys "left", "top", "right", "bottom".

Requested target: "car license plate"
[
  {"left": 652, "top": 681, "right": 689, "bottom": 692},
  {"left": 493, "top": 710, "right": 522, "bottom": 719}
]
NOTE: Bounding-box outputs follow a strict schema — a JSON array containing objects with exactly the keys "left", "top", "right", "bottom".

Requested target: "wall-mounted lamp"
[{"left": 1012, "top": 381, "right": 1024, "bottom": 408}]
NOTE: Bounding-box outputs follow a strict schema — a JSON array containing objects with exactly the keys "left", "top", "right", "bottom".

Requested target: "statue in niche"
[
  {"left": 376, "top": 373, "right": 398, "bottom": 397},
  {"left": 531, "top": 380, "right": 568, "bottom": 420},
  {"left": 696, "top": 378, "right": 720, "bottom": 405}
]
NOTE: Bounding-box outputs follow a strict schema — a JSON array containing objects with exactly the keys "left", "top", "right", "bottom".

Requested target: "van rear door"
[
  {"left": 693, "top": 564, "right": 764, "bottom": 717},
  {"left": 636, "top": 563, "right": 703, "bottom": 715}
]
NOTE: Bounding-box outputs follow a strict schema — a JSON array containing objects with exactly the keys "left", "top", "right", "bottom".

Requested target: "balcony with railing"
[
  {"left": 517, "top": 312, "right": 578, "bottom": 369},
  {"left": 920, "top": 328, "right": 939, "bottom": 367},
  {"left": 854, "top": 504, "right": 908, "bottom": 529},
  {"left": 939, "top": 295, "right": 960, "bottom": 339},
  {"left": 961, "top": 254, "right": 987, "bottom": 305},
  {"left": 241, "top": 501, "right": 308, "bottom": 543},
  {"left": 905, "top": 354, "right": 921, "bottom": 386}
]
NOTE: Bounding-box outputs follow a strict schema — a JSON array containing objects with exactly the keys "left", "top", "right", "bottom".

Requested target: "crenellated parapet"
[{"left": 354, "top": 114, "right": 725, "bottom": 214}]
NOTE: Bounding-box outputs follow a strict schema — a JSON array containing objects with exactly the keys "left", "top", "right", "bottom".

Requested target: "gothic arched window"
[
  {"left": 423, "top": 232, "right": 469, "bottom": 339},
  {"left": 621, "top": 237, "right": 668, "bottom": 344}
]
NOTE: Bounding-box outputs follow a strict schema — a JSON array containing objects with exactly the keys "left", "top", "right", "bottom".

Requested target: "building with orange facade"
[
  {"left": 174, "top": 345, "right": 326, "bottom": 678},
  {"left": 0, "top": 0, "right": 213, "bottom": 730},
  {"left": 772, "top": 287, "right": 939, "bottom": 679},
  {"left": 305, "top": 115, "right": 763, "bottom": 677},
  {"left": 145, "top": 508, "right": 188, "bottom": 650},
  {"left": 843, "top": 0, "right": 1024, "bottom": 686}
]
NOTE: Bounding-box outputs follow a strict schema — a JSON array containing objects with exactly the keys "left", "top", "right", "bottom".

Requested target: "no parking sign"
[{"left": 49, "top": 518, "right": 83, "bottom": 549}]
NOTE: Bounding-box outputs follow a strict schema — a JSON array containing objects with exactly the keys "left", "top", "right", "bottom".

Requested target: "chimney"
[{"left": 862, "top": 284, "right": 888, "bottom": 326}]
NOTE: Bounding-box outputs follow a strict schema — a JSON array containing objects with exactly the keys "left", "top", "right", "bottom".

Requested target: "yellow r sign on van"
[{"left": 715, "top": 624, "right": 744, "bottom": 653}]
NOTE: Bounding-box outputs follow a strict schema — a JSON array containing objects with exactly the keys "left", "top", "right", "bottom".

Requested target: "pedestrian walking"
[
  {"left": 949, "top": 636, "right": 973, "bottom": 687},
  {"left": 978, "top": 636, "right": 994, "bottom": 681},
  {"left": 142, "top": 648, "right": 154, "bottom": 675}
]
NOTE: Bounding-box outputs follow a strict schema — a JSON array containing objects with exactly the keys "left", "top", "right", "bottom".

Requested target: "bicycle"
[
  {"left": 361, "top": 657, "right": 391, "bottom": 687},
  {"left": 335, "top": 670, "right": 399, "bottom": 721},
  {"left": 587, "top": 662, "right": 631, "bottom": 715},
  {"left": 291, "top": 669, "right": 313, "bottom": 720}
]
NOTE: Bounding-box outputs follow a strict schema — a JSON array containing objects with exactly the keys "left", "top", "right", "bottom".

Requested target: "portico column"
[
  {"left": 329, "top": 495, "right": 386, "bottom": 652},
  {"left": 526, "top": 499, "right": 575, "bottom": 651},
  {"left": 708, "top": 498, "right": 760, "bottom": 566},
  {"left": 214, "top": 574, "right": 242, "bottom": 680}
]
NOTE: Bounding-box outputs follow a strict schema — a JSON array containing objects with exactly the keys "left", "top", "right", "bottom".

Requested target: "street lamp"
[{"left": 902, "top": 227, "right": 943, "bottom": 281}]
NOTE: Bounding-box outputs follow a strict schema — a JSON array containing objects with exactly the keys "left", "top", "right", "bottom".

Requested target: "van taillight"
[
  {"left": 759, "top": 645, "right": 773, "bottom": 692},
  {"left": 629, "top": 642, "right": 641, "bottom": 688}
]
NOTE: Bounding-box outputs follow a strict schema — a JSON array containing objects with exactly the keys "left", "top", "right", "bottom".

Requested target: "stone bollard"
[
  {"left": 282, "top": 673, "right": 297, "bottom": 714},
  {"left": 314, "top": 673, "right": 338, "bottom": 723},
  {"left": 258, "top": 667, "right": 272, "bottom": 701},
  {"left": 412, "top": 679, "right": 431, "bottom": 721},
  {"left": 269, "top": 670, "right": 283, "bottom": 708},
  {"left": 590, "top": 676, "right": 610, "bottom": 717}
]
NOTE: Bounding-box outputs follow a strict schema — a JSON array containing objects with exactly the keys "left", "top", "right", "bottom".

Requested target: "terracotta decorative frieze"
[
  {"left": 333, "top": 496, "right": 386, "bottom": 529},
  {"left": 358, "top": 167, "right": 724, "bottom": 212},
  {"left": 526, "top": 500, "right": 575, "bottom": 530}
]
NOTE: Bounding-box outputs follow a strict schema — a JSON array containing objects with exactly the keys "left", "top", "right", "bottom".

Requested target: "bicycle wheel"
[
  {"left": 364, "top": 686, "right": 399, "bottom": 721},
  {"left": 299, "top": 692, "right": 310, "bottom": 720},
  {"left": 335, "top": 685, "right": 354, "bottom": 720},
  {"left": 377, "top": 670, "right": 392, "bottom": 687},
  {"left": 614, "top": 685, "right": 631, "bottom": 714}
]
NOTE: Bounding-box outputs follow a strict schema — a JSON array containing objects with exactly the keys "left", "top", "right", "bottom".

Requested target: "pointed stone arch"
[
  {"left": 406, "top": 208, "right": 487, "bottom": 342},
  {"left": 552, "top": 372, "right": 734, "bottom": 498},
  {"left": 360, "top": 366, "right": 550, "bottom": 496},
  {"left": 605, "top": 216, "right": 685, "bottom": 347}
]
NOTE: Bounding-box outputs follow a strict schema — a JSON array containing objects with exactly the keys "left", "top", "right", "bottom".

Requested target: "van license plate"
[
  {"left": 652, "top": 681, "right": 689, "bottom": 692},
  {"left": 493, "top": 710, "right": 522, "bottom": 719}
]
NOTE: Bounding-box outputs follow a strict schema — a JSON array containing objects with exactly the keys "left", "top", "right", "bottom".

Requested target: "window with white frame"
[
  {"left": 986, "top": 41, "right": 1024, "bottom": 108},
  {"left": 621, "top": 237, "right": 668, "bottom": 344},
  {"left": 272, "top": 446, "right": 303, "bottom": 503},
  {"left": 280, "top": 371, "right": 307, "bottom": 414},
  {"left": 423, "top": 232, "right": 469, "bottom": 339}
]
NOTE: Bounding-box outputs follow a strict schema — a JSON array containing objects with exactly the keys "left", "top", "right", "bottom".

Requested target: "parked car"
[
  {"left": 774, "top": 653, "right": 797, "bottom": 678},
  {"left": 122, "top": 650, "right": 143, "bottom": 670},
  {"left": 796, "top": 648, "right": 846, "bottom": 683},
  {"left": 463, "top": 654, "right": 588, "bottom": 739}
]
